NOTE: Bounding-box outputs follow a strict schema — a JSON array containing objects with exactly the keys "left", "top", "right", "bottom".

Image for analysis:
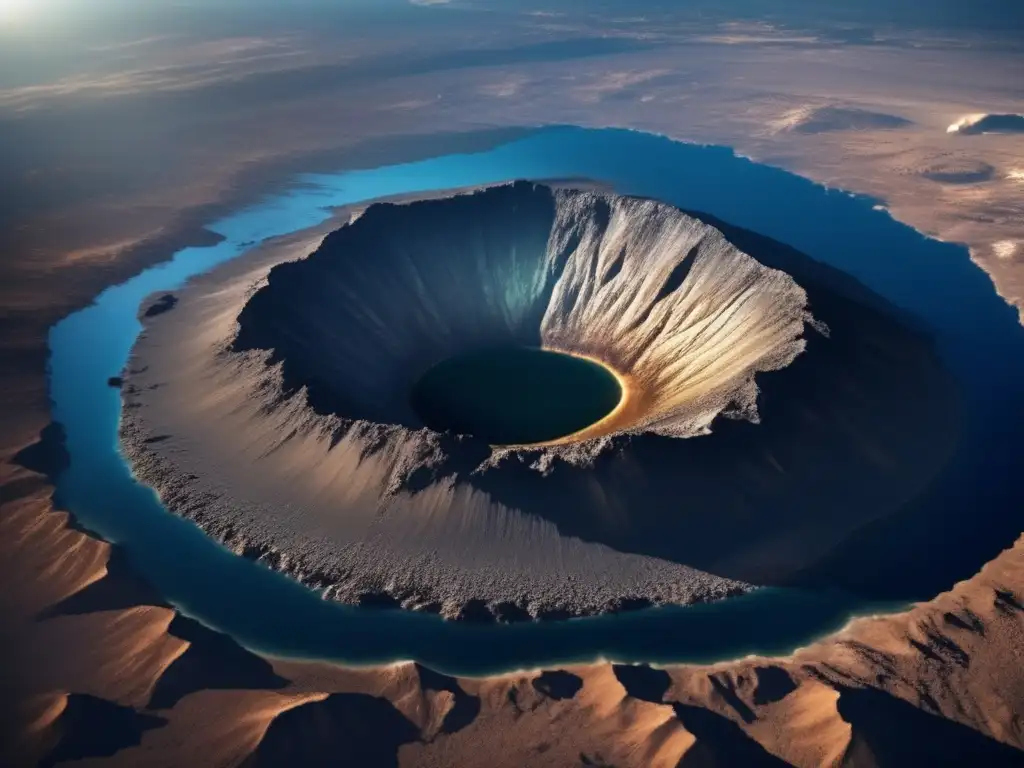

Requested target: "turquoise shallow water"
[{"left": 48, "top": 126, "right": 1024, "bottom": 675}]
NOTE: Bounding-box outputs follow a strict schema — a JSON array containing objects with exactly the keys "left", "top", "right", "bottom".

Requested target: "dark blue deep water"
[
  {"left": 411, "top": 347, "right": 623, "bottom": 445},
  {"left": 48, "top": 127, "right": 1024, "bottom": 675}
]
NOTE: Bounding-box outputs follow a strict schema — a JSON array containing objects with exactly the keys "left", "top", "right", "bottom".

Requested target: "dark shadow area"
[
  {"left": 11, "top": 422, "right": 69, "bottom": 481},
  {"left": 357, "top": 592, "right": 404, "bottom": 610},
  {"left": 37, "top": 546, "right": 170, "bottom": 620},
  {"left": 532, "top": 670, "right": 584, "bottom": 700},
  {"left": 835, "top": 685, "right": 1024, "bottom": 765},
  {"left": 672, "top": 702, "right": 789, "bottom": 767},
  {"left": 143, "top": 293, "right": 178, "bottom": 318},
  {"left": 943, "top": 609, "right": 985, "bottom": 635},
  {"left": 708, "top": 674, "right": 756, "bottom": 723},
  {"left": 611, "top": 664, "right": 789, "bottom": 765},
  {"left": 612, "top": 664, "right": 672, "bottom": 703},
  {"left": 656, "top": 244, "right": 701, "bottom": 300},
  {"left": 995, "top": 589, "right": 1024, "bottom": 615},
  {"left": 0, "top": 473, "right": 49, "bottom": 506},
  {"left": 241, "top": 692, "right": 420, "bottom": 768},
  {"left": 147, "top": 615, "right": 288, "bottom": 710},
  {"left": 952, "top": 114, "right": 1024, "bottom": 135},
  {"left": 7, "top": 422, "right": 96, "bottom": 538},
  {"left": 39, "top": 694, "right": 166, "bottom": 768},
  {"left": 752, "top": 666, "right": 798, "bottom": 706},
  {"left": 415, "top": 664, "right": 481, "bottom": 734},
  {"left": 403, "top": 433, "right": 494, "bottom": 496}
]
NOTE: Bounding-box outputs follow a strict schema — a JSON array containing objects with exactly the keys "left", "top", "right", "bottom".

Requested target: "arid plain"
[{"left": 2, "top": 4, "right": 1024, "bottom": 765}]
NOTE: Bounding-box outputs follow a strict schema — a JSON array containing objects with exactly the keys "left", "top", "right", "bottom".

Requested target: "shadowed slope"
[
  {"left": 532, "top": 670, "right": 584, "bottom": 700},
  {"left": 833, "top": 685, "right": 1024, "bottom": 766},
  {"left": 39, "top": 695, "right": 166, "bottom": 768},
  {"left": 414, "top": 664, "right": 481, "bottom": 735},
  {"left": 612, "top": 665, "right": 672, "bottom": 703},
  {"left": 241, "top": 693, "right": 420, "bottom": 768},
  {"left": 11, "top": 423, "right": 69, "bottom": 482},
  {"left": 232, "top": 183, "right": 559, "bottom": 428},
  {"left": 673, "top": 702, "right": 790, "bottom": 767},
  {"left": 38, "top": 547, "right": 170, "bottom": 619},
  {"left": 147, "top": 616, "right": 289, "bottom": 710}
]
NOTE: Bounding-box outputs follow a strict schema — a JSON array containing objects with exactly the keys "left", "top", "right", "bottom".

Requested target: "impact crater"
[{"left": 119, "top": 181, "right": 960, "bottom": 622}]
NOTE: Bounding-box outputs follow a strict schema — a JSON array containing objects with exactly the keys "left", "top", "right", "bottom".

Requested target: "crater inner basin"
[{"left": 410, "top": 347, "right": 623, "bottom": 446}]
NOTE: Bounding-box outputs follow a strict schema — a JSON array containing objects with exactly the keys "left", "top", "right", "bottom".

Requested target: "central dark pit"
[{"left": 410, "top": 347, "right": 622, "bottom": 445}]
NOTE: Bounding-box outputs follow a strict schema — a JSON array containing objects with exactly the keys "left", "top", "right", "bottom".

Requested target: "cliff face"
[{"left": 119, "top": 182, "right": 958, "bottom": 620}]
